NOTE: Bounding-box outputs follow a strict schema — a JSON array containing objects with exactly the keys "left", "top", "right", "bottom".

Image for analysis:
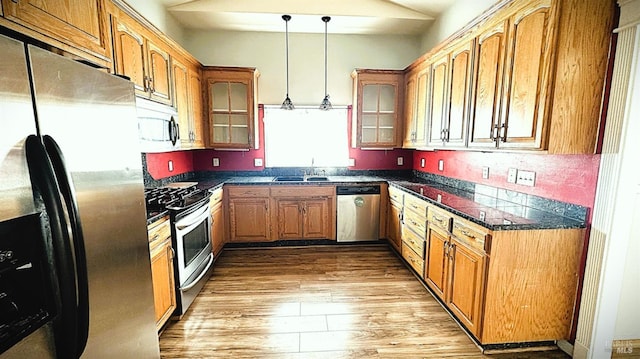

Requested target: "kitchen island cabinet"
[{"left": 147, "top": 216, "right": 176, "bottom": 331}]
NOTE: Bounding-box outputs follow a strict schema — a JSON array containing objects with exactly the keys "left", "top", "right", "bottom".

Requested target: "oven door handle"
[
  {"left": 179, "top": 253, "right": 214, "bottom": 291},
  {"left": 175, "top": 204, "right": 209, "bottom": 231}
]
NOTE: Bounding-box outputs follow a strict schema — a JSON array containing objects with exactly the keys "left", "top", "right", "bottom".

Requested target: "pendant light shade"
[
  {"left": 319, "top": 16, "right": 332, "bottom": 110},
  {"left": 281, "top": 15, "right": 294, "bottom": 110}
]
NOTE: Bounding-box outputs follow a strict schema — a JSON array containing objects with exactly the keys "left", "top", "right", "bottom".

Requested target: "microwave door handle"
[
  {"left": 169, "top": 117, "right": 179, "bottom": 145},
  {"left": 43, "top": 135, "right": 89, "bottom": 357},
  {"left": 25, "top": 135, "right": 80, "bottom": 359}
]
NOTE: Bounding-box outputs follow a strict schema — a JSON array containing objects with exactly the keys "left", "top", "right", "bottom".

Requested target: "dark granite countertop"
[{"left": 152, "top": 175, "right": 586, "bottom": 231}]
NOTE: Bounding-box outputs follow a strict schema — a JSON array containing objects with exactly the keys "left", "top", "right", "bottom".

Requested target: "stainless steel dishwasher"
[{"left": 336, "top": 185, "right": 381, "bottom": 242}]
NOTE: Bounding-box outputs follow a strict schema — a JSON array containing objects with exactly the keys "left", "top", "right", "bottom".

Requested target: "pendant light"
[
  {"left": 319, "top": 16, "right": 332, "bottom": 110},
  {"left": 281, "top": 15, "right": 294, "bottom": 110}
]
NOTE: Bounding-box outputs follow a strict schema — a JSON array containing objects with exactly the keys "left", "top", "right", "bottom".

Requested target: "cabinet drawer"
[
  {"left": 209, "top": 188, "right": 223, "bottom": 204},
  {"left": 148, "top": 217, "right": 170, "bottom": 248},
  {"left": 388, "top": 186, "right": 404, "bottom": 205},
  {"left": 401, "top": 226, "right": 425, "bottom": 258},
  {"left": 452, "top": 219, "right": 490, "bottom": 252},
  {"left": 227, "top": 186, "right": 270, "bottom": 197},
  {"left": 428, "top": 207, "right": 452, "bottom": 232},
  {"left": 403, "top": 209, "right": 427, "bottom": 236},
  {"left": 404, "top": 194, "right": 428, "bottom": 216},
  {"left": 270, "top": 186, "right": 335, "bottom": 197},
  {"left": 402, "top": 244, "right": 425, "bottom": 276}
]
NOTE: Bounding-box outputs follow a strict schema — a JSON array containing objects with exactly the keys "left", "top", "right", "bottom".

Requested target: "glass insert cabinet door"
[
  {"left": 360, "top": 83, "right": 398, "bottom": 146},
  {"left": 209, "top": 80, "right": 251, "bottom": 147}
]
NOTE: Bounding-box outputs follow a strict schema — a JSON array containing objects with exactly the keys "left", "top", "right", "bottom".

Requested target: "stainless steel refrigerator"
[{"left": 0, "top": 33, "right": 160, "bottom": 358}]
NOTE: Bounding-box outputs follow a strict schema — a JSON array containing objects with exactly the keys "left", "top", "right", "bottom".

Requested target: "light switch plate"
[
  {"left": 348, "top": 158, "right": 356, "bottom": 166},
  {"left": 438, "top": 160, "right": 444, "bottom": 171},
  {"left": 168, "top": 160, "right": 173, "bottom": 172},
  {"left": 507, "top": 168, "right": 517, "bottom": 183},
  {"left": 212, "top": 158, "right": 220, "bottom": 167},
  {"left": 397, "top": 157, "right": 404, "bottom": 166},
  {"left": 482, "top": 167, "right": 489, "bottom": 179},
  {"left": 254, "top": 158, "right": 263, "bottom": 167},
  {"left": 420, "top": 158, "right": 426, "bottom": 168}
]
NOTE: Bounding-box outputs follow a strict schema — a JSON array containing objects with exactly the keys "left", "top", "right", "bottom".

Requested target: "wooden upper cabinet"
[
  {"left": 352, "top": 69, "right": 404, "bottom": 148},
  {"left": 406, "top": 0, "right": 615, "bottom": 154},
  {"left": 469, "top": 21, "right": 507, "bottom": 148},
  {"left": 111, "top": 14, "right": 172, "bottom": 105},
  {"left": 499, "top": 4, "right": 551, "bottom": 150},
  {"left": 403, "top": 65, "right": 430, "bottom": 149},
  {"left": 445, "top": 40, "right": 474, "bottom": 147},
  {"left": 188, "top": 67, "right": 205, "bottom": 148},
  {"left": 427, "top": 54, "right": 449, "bottom": 147},
  {"left": 203, "top": 67, "right": 258, "bottom": 149},
  {"left": 0, "top": 0, "right": 111, "bottom": 65},
  {"left": 173, "top": 57, "right": 204, "bottom": 149}
]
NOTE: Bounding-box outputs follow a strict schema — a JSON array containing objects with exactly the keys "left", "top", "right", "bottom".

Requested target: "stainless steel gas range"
[{"left": 144, "top": 183, "right": 213, "bottom": 317}]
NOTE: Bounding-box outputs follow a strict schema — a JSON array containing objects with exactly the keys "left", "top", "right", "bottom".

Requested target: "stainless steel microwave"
[{"left": 136, "top": 98, "right": 179, "bottom": 152}]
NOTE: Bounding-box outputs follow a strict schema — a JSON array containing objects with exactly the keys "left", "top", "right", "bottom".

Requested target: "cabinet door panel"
[
  {"left": 414, "top": 69, "right": 430, "bottom": 146},
  {"left": 207, "top": 75, "right": 253, "bottom": 148},
  {"left": 428, "top": 56, "right": 449, "bottom": 146},
  {"left": 173, "top": 59, "right": 191, "bottom": 147},
  {"left": 150, "top": 241, "right": 176, "bottom": 329},
  {"left": 229, "top": 198, "right": 270, "bottom": 241},
  {"left": 278, "top": 200, "right": 303, "bottom": 239},
  {"left": 469, "top": 23, "right": 506, "bottom": 148},
  {"left": 112, "top": 19, "right": 147, "bottom": 95},
  {"left": 501, "top": 6, "right": 550, "bottom": 149},
  {"left": 447, "top": 239, "right": 486, "bottom": 337},
  {"left": 446, "top": 42, "right": 473, "bottom": 146},
  {"left": 147, "top": 41, "right": 172, "bottom": 105},
  {"left": 2, "top": 0, "right": 109, "bottom": 59},
  {"left": 403, "top": 72, "right": 417, "bottom": 148},
  {"left": 424, "top": 227, "right": 448, "bottom": 298},
  {"left": 188, "top": 67, "right": 205, "bottom": 148},
  {"left": 303, "top": 199, "right": 330, "bottom": 239},
  {"left": 387, "top": 203, "right": 402, "bottom": 251},
  {"left": 211, "top": 201, "right": 224, "bottom": 255}
]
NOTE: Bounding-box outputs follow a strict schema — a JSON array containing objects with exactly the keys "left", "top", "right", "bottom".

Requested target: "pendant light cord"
[
  {"left": 324, "top": 18, "right": 328, "bottom": 96},
  {"left": 285, "top": 17, "right": 290, "bottom": 96}
]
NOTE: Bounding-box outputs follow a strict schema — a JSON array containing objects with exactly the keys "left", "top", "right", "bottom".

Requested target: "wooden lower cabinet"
[
  {"left": 228, "top": 197, "right": 270, "bottom": 242},
  {"left": 272, "top": 186, "right": 335, "bottom": 240},
  {"left": 446, "top": 237, "right": 486, "bottom": 338},
  {"left": 424, "top": 225, "right": 449, "bottom": 299},
  {"left": 148, "top": 217, "right": 176, "bottom": 331},
  {"left": 210, "top": 188, "right": 224, "bottom": 255},
  {"left": 387, "top": 202, "right": 402, "bottom": 251}
]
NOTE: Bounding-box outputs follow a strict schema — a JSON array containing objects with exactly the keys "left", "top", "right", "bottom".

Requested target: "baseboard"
[{"left": 558, "top": 340, "right": 574, "bottom": 357}]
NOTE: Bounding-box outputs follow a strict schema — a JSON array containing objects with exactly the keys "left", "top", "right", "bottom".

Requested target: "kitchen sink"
[
  {"left": 305, "top": 176, "right": 329, "bottom": 181},
  {"left": 273, "top": 176, "right": 305, "bottom": 182},
  {"left": 272, "top": 176, "right": 330, "bottom": 182}
]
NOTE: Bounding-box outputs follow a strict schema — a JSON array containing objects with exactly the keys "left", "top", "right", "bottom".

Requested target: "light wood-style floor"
[{"left": 159, "top": 245, "right": 570, "bottom": 358}]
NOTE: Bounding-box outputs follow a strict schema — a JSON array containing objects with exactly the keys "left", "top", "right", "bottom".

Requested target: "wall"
[
  {"left": 145, "top": 150, "right": 193, "bottom": 180},
  {"left": 419, "top": 0, "right": 497, "bottom": 52},
  {"left": 413, "top": 150, "right": 600, "bottom": 210},
  {"left": 123, "top": 0, "right": 185, "bottom": 44},
  {"left": 184, "top": 30, "right": 421, "bottom": 106}
]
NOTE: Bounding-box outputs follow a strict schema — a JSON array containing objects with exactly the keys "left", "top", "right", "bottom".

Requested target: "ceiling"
[{"left": 159, "top": 0, "right": 458, "bottom": 35}]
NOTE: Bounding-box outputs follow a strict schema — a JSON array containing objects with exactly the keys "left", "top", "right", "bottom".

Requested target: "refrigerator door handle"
[
  {"left": 25, "top": 135, "right": 80, "bottom": 359},
  {"left": 43, "top": 135, "right": 90, "bottom": 357}
]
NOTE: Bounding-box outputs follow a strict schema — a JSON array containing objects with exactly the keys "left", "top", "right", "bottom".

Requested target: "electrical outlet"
[
  {"left": 482, "top": 167, "right": 489, "bottom": 179},
  {"left": 254, "top": 158, "right": 263, "bottom": 167},
  {"left": 507, "top": 168, "right": 517, "bottom": 183},
  {"left": 348, "top": 158, "right": 356, "bottom": 166},
  {"left": 438, "top": 160, "right": 444, "bottom": 171},
  {"left": 516, "top": 170, "right": 536, "bottom": 186},
  {"left": 212, "top": 158, "right": 220, "bottom": 167},
  {"left": 168, "top": 160, "right": 173, "bottom": 172},
  {"left": 397, "top": 157, "right": 404, "bottom": 166}
]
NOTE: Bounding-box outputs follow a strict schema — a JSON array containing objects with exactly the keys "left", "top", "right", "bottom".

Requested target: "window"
[{"left": 264, "top": 106, "right": 349, "bottom": 167}]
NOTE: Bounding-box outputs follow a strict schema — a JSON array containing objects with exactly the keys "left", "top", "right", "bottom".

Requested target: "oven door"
[{"left": 174, "top": 202, "right": 212, "bottom": 287}]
